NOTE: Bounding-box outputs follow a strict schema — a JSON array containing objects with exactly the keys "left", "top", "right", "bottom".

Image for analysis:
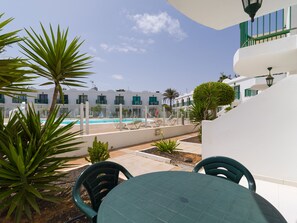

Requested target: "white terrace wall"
[
  {"left": 67, "top": 124, "right": 196, "bottom": 157},
  {"left": 202, "top": 75, "right": 297, "bottom": 184}
]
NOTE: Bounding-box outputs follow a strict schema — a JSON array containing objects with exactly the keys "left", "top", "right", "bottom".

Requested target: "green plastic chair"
[
  {"left": 72, "top": 161, "right": 133, "bottom": 223},
  {"left": 193, "top": 156, "right": 256, "bottom": 192}
]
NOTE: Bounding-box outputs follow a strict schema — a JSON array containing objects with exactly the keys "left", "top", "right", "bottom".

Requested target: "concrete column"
[
  {"left": 162, "top": 106, "right": 166, "bottom": 126},
  {"left": 145, "top": 106, "right": 148, "bottom": 127},
  {"left": 85, "top": 101, "right": 89, "bottom": 135},
  {"left": 80, "top": 103, "right": 84, "bottom": 135},
  {"left": 176, "top": 108, "right": 179, "bottom": 125},
  {"left": 119, "top": 104, "right": 123, "bottom": 131}
]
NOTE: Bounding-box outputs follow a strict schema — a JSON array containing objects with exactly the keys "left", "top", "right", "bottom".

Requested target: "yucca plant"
[
  {"left": 0, "top": 105, "right": 82, "bottom": 222},
  {"left": 152, "top": 139, "right": 180, "bottom": 154},
  {"left": 85, "top": 137, "right": 110, "bottom": 163},
  {"left": 19, "top": 24, "right": 93, "bottom": 115},
  {"left": 0, "top": 13, "right": 34, "bottom": 96}
]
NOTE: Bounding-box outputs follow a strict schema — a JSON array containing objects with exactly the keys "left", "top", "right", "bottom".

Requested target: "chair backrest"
[
  {"left": 193, "top": 156, "right": 256, "bottom": 192},
  {"left": 72, "top": 161, "right": 133, "bottom": 221}
]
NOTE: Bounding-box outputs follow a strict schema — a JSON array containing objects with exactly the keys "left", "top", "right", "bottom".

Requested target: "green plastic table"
[{"left": 97, "top": 171, "right": 287, "bottom": 223}]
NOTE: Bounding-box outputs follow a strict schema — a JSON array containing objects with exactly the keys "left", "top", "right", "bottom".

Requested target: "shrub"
[
  {"left": 225, "top": 106, "right": 232, "bottom": 112},
  {"left": 193, "top": 82, "right": 235, "bottom": 117},
  {"left": 0, "top": 105, "right": 81, "bottom": 223},
  {"left": 85, "top": 137, "right": 110, "bottom": 163},
  {"left": 152, "top": 140, "right": 180, "bottom": 154}
]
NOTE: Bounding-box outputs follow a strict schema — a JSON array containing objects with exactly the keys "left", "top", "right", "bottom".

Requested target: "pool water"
[{"left": 43, "top": 118, "right": 147, "bottom": 125}]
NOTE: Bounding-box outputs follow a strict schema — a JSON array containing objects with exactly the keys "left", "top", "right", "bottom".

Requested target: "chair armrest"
[{"left": 72, "top": 183, "right": 97, "bottom": 221}]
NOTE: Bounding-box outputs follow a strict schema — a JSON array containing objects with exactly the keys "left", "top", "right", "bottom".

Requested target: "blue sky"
[{"left": 1, "top": 0, "right": 239, "bottom": 95}]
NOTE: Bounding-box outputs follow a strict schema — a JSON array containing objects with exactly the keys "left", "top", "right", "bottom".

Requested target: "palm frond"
[
  {"left": 19, "top": 23, "right": 93, "bottom": 114},
  {"left": 0, "top": 14, "right": 35, "bottom": 96}
]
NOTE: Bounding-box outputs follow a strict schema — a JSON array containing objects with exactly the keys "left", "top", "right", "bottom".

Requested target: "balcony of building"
[
  {"left": 114, "top": 96, "right": 125, "bottom": 105},
  {"left": 96, "top": 95, "right": 107, "bottom": 105},
  {"left": 148, "top": 96, "right": 159, "bottom": 106},
  {"left": 12, "top": 95, "right": 27, "bottom": 104},
  {"left": 35, "top": 93, "right": 48, "bottom": 104},
  {"left": 234, "top": 7, "right": 297, "bottom": 77},
  {"left": 57, "top": 95, "right": 69, "bottom": 104},
  {"left": 76, "top": 94, "right": 88, "bottom": 104},
  {"left": 132, "top": 96, "right": 142, "bottom": 105}
]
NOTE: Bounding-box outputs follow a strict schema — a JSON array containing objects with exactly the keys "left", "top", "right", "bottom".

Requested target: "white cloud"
[
  {"left": 93, "top": 56, "right": 105, "bottom": 62},
  {"left": 100, "top": 43, "right": 146, "bottom": 53},
  {"left": 119, "top": 36, "right": 155, "bottom": 45},
  {"left": 112, "top": 74, "right": 124, "bottom": 80},
  {"left": 129, "top": 12, "right": 187, "bottom": 40},
  {"left": 89, "top": 46, "right": 97, "bottom": 53},
  {"left": 88, "top": 46, "right": 105, "bottom": 62}
]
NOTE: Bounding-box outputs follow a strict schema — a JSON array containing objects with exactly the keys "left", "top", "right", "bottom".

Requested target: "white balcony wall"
[
  {"left": 234, "top": 35, "right": 297, "bottom": 76},
  {"left": 202, "top": 75, "right": 297, "bottom": 184}
]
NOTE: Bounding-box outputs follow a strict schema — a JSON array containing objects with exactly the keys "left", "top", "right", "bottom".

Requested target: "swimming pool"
[{"left": 48, "top": 118, "right": 148, "bottom": 125}]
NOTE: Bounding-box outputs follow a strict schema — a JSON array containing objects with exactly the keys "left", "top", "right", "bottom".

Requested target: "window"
[
  {"left": 149, "top": 96, "right": 159, "bottom": 105},
  {"left": 12, "top": 95, "right": 27, "bottom": 103},
  {"left": 57, "top": 95, "right": 69, "bottom": 104},
  {"left": 132, "top": 96, "right": 142, "bottom": 105},
  {"left": 181, "top": 99, "right": 185, "bottom": 106},
  {"left": 234, "top": 85, "right": 240, "bottom": 100},
  {"left": 96, "top": 95, "right": 107, "bottom": 104},
  {"left": 0, "top": 94, "right": 4, "bottom": 103},
  {"left": 77, "top": 94, "right": 88, "bottom": 104},
  {"left": 35, "top": 93, "right": 48, "bottom": 104},
  {"left": 245, "top": 89, "right": 258, "bottom": 97},
  {"left": 114, "top": 95, "right": 124, "bottom": 105},
  {"left": 187, "top": 98, "right": 191, "bottom": 106}
]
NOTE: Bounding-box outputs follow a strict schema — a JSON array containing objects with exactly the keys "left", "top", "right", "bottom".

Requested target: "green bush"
[
  {"left": 225, "top": 106, "right": 232, "bottom": 112},
  {"left": 85, "top": 137, "right": 110, "bottom": 163},
  {"left": 0, "top": 105, "right": 81, "bottom": 223},
  {"left": 152, "top": 139, "right": 180, "bottom": 154},
  {"left": 193, "top": 82, "right": 234, "bottom": 111}
]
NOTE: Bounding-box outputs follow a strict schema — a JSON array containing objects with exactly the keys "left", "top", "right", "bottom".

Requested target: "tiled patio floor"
[
  {"left": 65, "top": 133, "right": 297, "bottom": 222},
  {"left": 67, "top": 132, "right": 201, "bottom": 175}
]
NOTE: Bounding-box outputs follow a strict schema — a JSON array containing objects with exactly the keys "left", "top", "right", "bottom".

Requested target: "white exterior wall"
[
  {"left": 65, "top": 124, "right": 196, "bottom": 157},
  {"left": 0, "top": 88, "right": 162, "bottom": 118},
  {"left": 174, "top": 91, "right": 193, "bottom": 111},
  {"left": 223, "top": 77, "right": 256, "bottom": 104},
  {"left": 202, "top": 75, "right": 297, "bottom": 184}
]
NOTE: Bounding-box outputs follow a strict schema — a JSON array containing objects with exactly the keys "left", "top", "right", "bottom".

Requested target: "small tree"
[
  {"left": 163, "top": 88, "right": 179, "bottom": 110},
  {"left": 190, "top": 82, "right": 235, "bottom": 142},
  {"left": 91, "top": 104, "right": 102, "bottom": 117},
  {"left": 162, "top": 104, "right": 171, "bottom": 114},
  {"left": 193, "top": 82, "right": 234, "bottom": 118}
]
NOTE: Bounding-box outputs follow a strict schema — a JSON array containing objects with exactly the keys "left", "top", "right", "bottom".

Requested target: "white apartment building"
[
  {"left": 174, "top": 73, "right": 287, "bottom": 111},
  {"left": 0, "top": 88, "right": 162, "bottom": 118}
]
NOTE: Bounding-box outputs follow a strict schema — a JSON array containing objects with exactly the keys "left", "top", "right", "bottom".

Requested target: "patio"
[{"left": 67, "top": 132, "right": 297, "bottom": 222}]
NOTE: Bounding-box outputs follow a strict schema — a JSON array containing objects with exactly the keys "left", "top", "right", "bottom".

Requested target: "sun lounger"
[
  {"left": 125, "top": 120, "right": 143, "bottom": 130},
  {"left": 151, "top": 119, "right": 163, "bottom": 127},
  {"left": 166, "top": 115, "right": 177, "bottom": 126}
]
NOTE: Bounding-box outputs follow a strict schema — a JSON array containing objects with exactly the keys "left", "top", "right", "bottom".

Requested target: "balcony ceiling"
[{"left": 167, "top": 0, "right": 297, "bottom": 30}]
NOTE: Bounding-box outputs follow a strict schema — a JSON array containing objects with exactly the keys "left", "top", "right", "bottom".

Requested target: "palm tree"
[
  {"left": 0, "top": 13, "right": 34, "bottom": 96},
  {"left": 19, "top": 24, "right": 92, "bottom": 115},
  {"left": 218, "top": 72, "right": 230, "bottom": 82},
  {"left": 163, "top": 88, "right": 179, "bottom": 110}
]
